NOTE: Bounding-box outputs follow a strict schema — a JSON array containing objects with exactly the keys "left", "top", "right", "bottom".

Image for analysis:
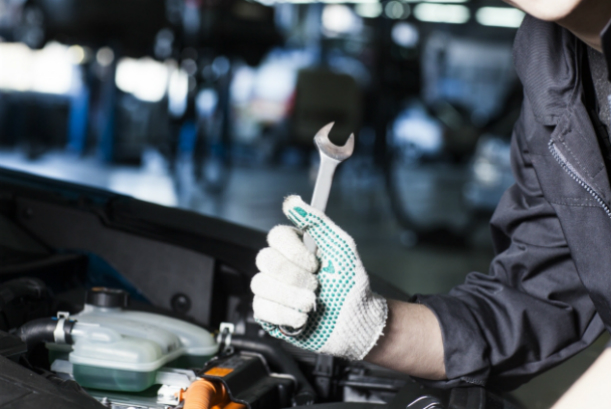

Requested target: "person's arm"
[
  {"left": 250, "top": 196, "right": 446, "bottom": 371},
  {"left": 252, "top": 28, "right": 605, "bottom": 383},
  {"left": 409, "top": 92, "right": 605, "bottom": 390},
  {"left": 551, "top": 348, "right": 611, "bottom": 409},
  {"left": 251, "top": 102, "right": 603, "bottom": 386},
  {"left": 365, "top": 300, "right": 446, "bottom": 380}
]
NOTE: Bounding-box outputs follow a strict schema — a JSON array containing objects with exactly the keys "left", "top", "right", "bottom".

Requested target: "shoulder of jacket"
[{"left": 514, "top": 16, "right": 581, "bottom": 126}]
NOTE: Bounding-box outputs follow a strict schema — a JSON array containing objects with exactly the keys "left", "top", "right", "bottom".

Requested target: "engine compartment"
[{"left": 0, "top": 167, "right": 520, "bottom": 409}]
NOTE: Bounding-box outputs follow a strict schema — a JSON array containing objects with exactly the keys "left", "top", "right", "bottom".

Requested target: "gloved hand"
[{"left": 251, "top": 195, "right": 388, "bottom": 361}]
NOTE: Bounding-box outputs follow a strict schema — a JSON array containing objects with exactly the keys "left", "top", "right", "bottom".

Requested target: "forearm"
[
  {"left": 364, "top": 299, "right": 446, "bottom": 380},
  {"left": 551, "top": 348, "right": 611, "bottom": 409}
]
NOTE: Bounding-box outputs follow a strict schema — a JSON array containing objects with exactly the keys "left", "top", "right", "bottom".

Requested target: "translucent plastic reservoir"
[{"left": 47, "top": 305, "right": 218, "bottom": 392}]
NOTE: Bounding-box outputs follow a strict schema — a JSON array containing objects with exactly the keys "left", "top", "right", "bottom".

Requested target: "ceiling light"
[
  {"left": 253, "top": 0, "right": 381, "bottom": 3},
  {"left": 0, "top": 42, "right": 76, "bottom": 95},
  {"left": 392, "top": 22, "right": 419, "bottom": 48},
  {"left": 323, "top": 4, "right": 361, "bottom": 33},
  {"left": 403, "top": 0, "right": 468, "bottom": 2},
  {"left": 475, "top": 7, "right": 525, "bottom": 28},
  {"left": 96, "top": 47, "right": 114, "bottom": 67},
  {"left": 385, "top": 1, "right": 409, "bottom": 19},
  {"left": 355, "top": 2, "right": 383, "bottom": 18},
  {"left": 115, "top": 57, "right": 169, "bottom": 102},
  {"left": 413, "top": 3, "right": 470, "bottom": 24},
  {"left": 68, "top": 45, "right": 86, "bottom": 65}
]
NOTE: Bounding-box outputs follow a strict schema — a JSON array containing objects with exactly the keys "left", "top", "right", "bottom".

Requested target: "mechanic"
[{"left": 251, "top": 0, "right": 611, "bottom": 393}]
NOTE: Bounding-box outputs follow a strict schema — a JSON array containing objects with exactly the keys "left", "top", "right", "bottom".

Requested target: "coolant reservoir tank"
[{"left": 47, "top": 288, "right": 218, "bottom": 392}]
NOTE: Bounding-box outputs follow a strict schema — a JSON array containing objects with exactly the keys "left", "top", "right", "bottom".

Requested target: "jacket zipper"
[{"left": 549, "top": 140, "right": 611, "bottom": 218}]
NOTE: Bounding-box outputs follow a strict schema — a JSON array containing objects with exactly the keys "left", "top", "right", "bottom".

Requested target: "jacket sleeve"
[{"left": 414, "top": 110, "right": 605, "bottom": 391}]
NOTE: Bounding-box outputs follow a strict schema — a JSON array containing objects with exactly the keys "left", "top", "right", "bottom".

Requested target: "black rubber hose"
[
  {"left": 15, "top": 317, "right": 76, "bottom": 349},
  {"left": 231, "top": 336, "right": 317, "bottom": 405}
]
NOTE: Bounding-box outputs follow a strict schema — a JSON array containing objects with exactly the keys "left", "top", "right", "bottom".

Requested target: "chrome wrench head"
[{"left": 313, "top": 122, "right": 355, "bottom": 163}]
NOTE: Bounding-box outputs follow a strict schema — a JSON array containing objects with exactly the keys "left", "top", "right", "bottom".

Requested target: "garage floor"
[{"left": 0, "top": 148, "right": 607, "bottom": 409}]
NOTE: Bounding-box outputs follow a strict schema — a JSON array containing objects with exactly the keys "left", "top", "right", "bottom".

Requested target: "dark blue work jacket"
[{"left": 417, "top": 16, "right": 611, "bottom": 391}]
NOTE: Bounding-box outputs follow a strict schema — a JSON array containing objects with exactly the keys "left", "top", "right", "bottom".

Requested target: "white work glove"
[{"left": 251, "top": 195, "right": 388, "bottom": 361}]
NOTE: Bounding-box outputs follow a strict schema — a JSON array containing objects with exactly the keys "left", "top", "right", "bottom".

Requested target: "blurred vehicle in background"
[
  {"left": 0, "top": 0, "right": 282, "bottom": 195},
  {"left": 385, "top": 32, "right": 520, "bottom": 245},
  {"left": 0, "top": 41, "right": 88, "bottom": 158},
  {"left": 388, "top": 99, "right": 443, "bottom": 162},
  {"left": 464, "top": 135, "right": 514, "bottom": 215}
]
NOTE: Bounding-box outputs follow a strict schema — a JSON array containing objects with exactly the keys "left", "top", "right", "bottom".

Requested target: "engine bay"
[{"left": 0, "top": 167, "right": 520, "bottom": 409}]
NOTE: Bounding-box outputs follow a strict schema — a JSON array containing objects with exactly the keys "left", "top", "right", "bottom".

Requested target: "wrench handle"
[
  {"left": 304, "top": 157, "right": 340, "bottom": 253},
  {"left": 279, "top": 157, "right": 340, "bottom": 337}
]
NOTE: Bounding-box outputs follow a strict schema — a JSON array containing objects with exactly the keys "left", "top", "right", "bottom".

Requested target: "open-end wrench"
[{"left": 279, "top": 122, "right": 355, "bottom": 337}]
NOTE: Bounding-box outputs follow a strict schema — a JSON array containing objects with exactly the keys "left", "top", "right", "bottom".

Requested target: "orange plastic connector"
[{"left": 183, "top": 379, "right": 246, "bottom": 409}]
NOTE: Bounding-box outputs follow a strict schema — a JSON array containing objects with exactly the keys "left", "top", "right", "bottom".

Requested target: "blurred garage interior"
[{"left": 0, "top": 1, "right": 608, "bottom": 408}]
